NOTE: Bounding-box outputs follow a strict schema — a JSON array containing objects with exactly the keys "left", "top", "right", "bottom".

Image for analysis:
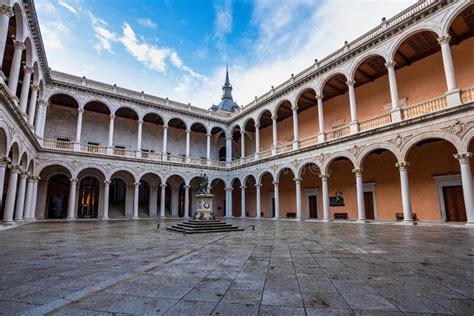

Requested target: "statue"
[{"left": 197, "top": 173, "right": 209, "bottom": 195}]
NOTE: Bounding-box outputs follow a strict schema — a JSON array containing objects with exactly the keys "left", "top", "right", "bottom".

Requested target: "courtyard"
[{"left": 0, "top": 220, "right": 473, "bottom": 315}]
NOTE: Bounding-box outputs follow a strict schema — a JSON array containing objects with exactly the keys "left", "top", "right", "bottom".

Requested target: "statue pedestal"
[{"left": 195, "top": 194, "right": 214, "bottom": 220}]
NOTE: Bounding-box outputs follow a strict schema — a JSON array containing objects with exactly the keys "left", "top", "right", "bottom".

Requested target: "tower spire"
[{"left": 222, "top": 64, "right": 233, "bottom": 100}]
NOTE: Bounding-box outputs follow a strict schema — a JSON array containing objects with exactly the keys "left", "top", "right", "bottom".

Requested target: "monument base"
[{"left": 194, "top": 194, "right": 214, "bottom": 220}]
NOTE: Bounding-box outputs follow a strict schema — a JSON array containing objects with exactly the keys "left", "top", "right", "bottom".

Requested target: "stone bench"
[{"left": 334, "top": 212, "right": 348, "bottom": 220}]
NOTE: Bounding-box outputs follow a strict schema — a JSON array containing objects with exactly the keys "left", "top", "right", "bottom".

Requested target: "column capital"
[
  {"left": 255, "top": 183, "right": 262, "bottom": 188},
  {"left": 30, "top": 84, "right": 40, "bottom": 92},
  {"left": 224, "top": 187, "right": 233, "bottom": 191},
  {"left": 69, "top": 178, "right": 78, "bottom": 184},
  {"left": 454, "top": 152, "right": 472, "bottom": 163},
  {"left": 184, "top": 185, "right": 190, "bottom": 189},
  {"left": 240, "top": 185, "right": 247, "bottom": 190},
  {"left": 13, "top": 40, "right": 26, "bottom": 51},
  {"left": 19, "top": 173, "right": 29, "bottom": 179},
  {"left": 0, "top": 5, "right": 14, "bottom": 17},
  {"left": 437, "top": 34, "right": 451, "bottom": 45},
  {"left": 225, "top": 135, "right": 233, "bottom": 141},
  {"left": 319, "top": 173, "right": 329, "bottom": 180},
  {"left": 240, "top": 130, "right": 245, "bottom": 135},
  {"left": 134, "top": 182, "right": 140, "bottom": 187},
  {"left": 272, "top": 181, "right": 279, "bottom": 186},
  {"left": 352, "top": 168, "right": 363, "bottom": 175},
  {"left": 138, "top": 119, "right": 144, "bottom": 125},
  {"left": 9, "top": 164, "right": 20, "bottom": 172},
  {"left": 104, "top": 180, "right": 111, "bottom": 185},
  {"left": 206, "top": 132, "right": 212, "bottom": 137},
  {"left": 293, "top": 177, "right": 302, "bottom": 184},
  {"left": 160, "top": 183, "right": 167, "bottom": 188},
  {"left": 185, "top": 128, "right": 191, "bottom": 134},
  {"left": 0, "top": 156, "right": 11, "bottom": 166},
  {"left": 316, "top": 94, "right": 324, "bottom": 101},
  {"left": 78, "top": 108, "right": 84, "bottom": 114},
  {"left": 271, "top": 115, "right": 278, "bottom": 121},
  {"left": 291, "top": 105, "right": 298, "bottom": 112},
  {"left": 32, "top": 176, "right": 41, "bottom": 182},
  {"left": 346, "top": 79, "right": 355, "bottom": 87},
  {"left": 39, "top": 99, "right": 49, "bottom": 107},
  {"left": 163, "top": 124, "right": 169, "bottom": 130},
  {"left": 109, "top": 114, "right": 115, "bottom": 120},
  {"left": 23, "top": 66, "right": 34, "bottom": 74},
  {"left": 385, "top": 61, "right": 396, "bottom": 69},
  {"left": 254, "top": 123, "right": 260, "bottom": 129},
  {"left": 395, "top": 161, "right": 410, "bottom": 170}
]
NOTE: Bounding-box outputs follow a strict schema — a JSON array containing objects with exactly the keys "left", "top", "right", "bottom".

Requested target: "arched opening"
[
  {"left": 167, "top": 118, "right": 187, "bottom": 158},
  {"left": 77, "top": 168, "right": 106, "bottom": 219},
  {"left": 243, "top": 119, "right": 256, "bottom": 158},
  {"left": 82, "top": 101, "right": 111, "bottom": 148},
  {"left": 259, "top": 172, "right": 274, "bottom": 218},
  {"left": 45, "top": 94, "right": 80, "bottom": 143},
  {"left": 139, "top": 180, "right": 150, "bottom": 216},
  {"left": 109, "top": 170, "right": 135, "bottom": 218},
  {"left": 38, "top": 165, "right": 72, "bottom": 219},
  {"left": 277, "top": 168, "right": 296, "bottom": 218},
  {"left": 231, "top": 178, "right": 241, "bottom": 217},
  {"left": 244, "top": 175, "right": 257, "bottom": 217},
  {"left": 353, "top": 55, "right": 391, "bottom": 127},
  {"left": 190, "top": 122, "right": 207, "bottom": 160},
  {"left": 326, "top": 157, "right": 356, "bottom": 220},
  {"left": 189, "top": 176, "right": 202, "bottom": 217},
  {"left": 406, "top": 138, "right": 464, "bottom": 222},
  {"left": 114, "top": 107, "right": 139, "bottom": 153},
  {"left": 210, "top": 127, "right": 226, "bottom": 161},
  {"left": 210, "top": 178, "right": 225, "bottom": 217},
  {"left": 448, "top": 4, "right": 474, "bottom": 98},
  {"left": 360, "top": 149, "right": 401, "bottom": 220},
  {"left": 0, "top": 128, "right": 7, "bottom": 157},
  {"left": 299, "top": 163, "right": 322, "bottom": 219},
  {"left": 296, "top": 89, "right": 318, "bottom": 146},
  {"left": 2, "top": 4, "right": 24, "bottom": 85},
  {"left": 393, "top": 31, "right": 445, "bottom": 107},
  {"left": 142, "top": 113, "right": 164, "bottom": 156},
  {"left": 139, "top": 173, "right": 161, "bottom": 217},
  {"left": 231, "top": 125, "right": 241, "bottom": 160},
  {"left": 321, "top": 73, "right": 350, "bottom": 139},
  {"left": 258, "top": 110, "right": 272, "bottom": 155},
  {"left": 275, "top": 101, "right": 294, "bottom": 152},
  {"left": 166, "top": 175, "right": 186, "bottom": 217}
]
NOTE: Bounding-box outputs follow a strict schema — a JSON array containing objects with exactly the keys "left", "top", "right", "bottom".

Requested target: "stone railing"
[
  {"left": 42, "top": 139, "right": 74, "bottom": 151},
  {"left": 113, "top": 147, "right": 136, "bottom": 157},
  {"left": 359, "top": 113, "right": 392, "bottom": 132},
  {"left": 299, "top": 135, "right": 319, "bottom": 148},
  {"left": 80, "top": 143, "right": 107, "bottom": 155},
  {"left": 325, "top": 125, "right": 351, "bottom": 141},
  {"left": 259, "top": 148, "right": 273, "bottom": 159},
  {"left": 461, "top": 86, "right": 474, "bottom": 104},
  {"left": 276, "top": 142, "right": 294, "bottom": 155},
  {"left": 402, "top": 95, "right": 447, "bottom": 119}
]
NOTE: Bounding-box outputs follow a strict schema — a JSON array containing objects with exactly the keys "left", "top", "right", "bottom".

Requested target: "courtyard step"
[{"left": 166, "top": 220, "right": 243, "bottom": 234}]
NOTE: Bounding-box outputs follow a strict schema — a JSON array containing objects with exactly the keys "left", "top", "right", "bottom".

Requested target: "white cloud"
[
  {"left": 138, "top": 18, "right": 157, "bottom": 29},
  {"left": 41, "top": 21, "right": 71, "bottom": 50},
  {"left": 213, "top": 0, "right": 233, "bottom": 54},
  {"left": 36, "top": 2, "right": 57, "bottom": 14},
  {"left": 58, "top": 0, "right": 78, "bottom": 15}
]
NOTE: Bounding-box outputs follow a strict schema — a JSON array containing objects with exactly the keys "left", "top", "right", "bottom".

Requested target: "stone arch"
[
  {"left": 323, "top": 152, "right": 357, "bottom": 174},
  {"left": 243, "top": 174, "right": 257, "bottom": 186},
  {"left": 38, "top": 164, "right": 72, "bottom": 181},
  {"left": 388, "top": 26, "right": 442, "bottom": 62},
  {"left": 401, "top": 132, "right": 462, "bottom": 161},
  {"left": 36, "top": 160, "right": 74, "bottom": 178},
  {"left": 11, "top": 2, "right": 25, "bottom": 41},
  {"left": 316, "top": 70, "right": 350, "bottom": 95},
  {"left": 19, "top": 151, "right": 28, "bottom": 169},
  {"left": 209, "top": 175, "right": 227, "bottom": 188},
  {"left": 32, "top": 61, "right": 40, "bottom": 84},
  {"left": 0, "top": 127, "right": 8, "bottom": 157},
  {"left": 276, "top": 165, "right": 297, "bottom": 181},
  {"left": 167, "top": 117, "right": 188, "bottom": 130},
  {"left": 114, "top": 106, "right": 139, "bottom": 119},
  {"left": 107, "top": 167, "right": 138, "bottom": 182},
  {"left": 348, "top": 52, "right": 389, "bottom": 81},
  {"left": 137, "top": 170, "right": 163, "bottom": 183},
  {"left": 48, "top": 92, "right": 80, "bottom": 108},
  {"left": 230, "top": 176, "right": 242, "bottom": 186},
  {"left": 189, "top": 121, "right": 209, "bottom": 134},
  {"left": 297, "top": 160, "right": 322, "bottom": 178},
  {"left": 27, "top": 158, "right": 34, "bottom": 174},
  {"left": 258, "top": 108, "right": 272, "bottom": 123},
  {"left": 8, "top": 141, "right": 20, "bottom": 165},
  {"left": 357, "top": 143, "right": 401, "bottom": 167},
  {"left": 164, "top": 172, "right": 189, "bottom": 186},
  {"left": 83, "top": 99, "right": 112, "bottom": 114},
  {"left": 442, "top": 2, "right": 474, "bottom": 35},
  {"left": 76, "top": 167, "right": 107, "bottom": 182},
  {"left": 142, "top": 112, "right": 165, "bottom": 125},
  {"left": 295, "top": 86, "right": 317, "bottom": 103},
  {"left": 273, "top": 99, "right": 292, "bottom": 117},
  {"left": 257, "top": 170, "right": 275, "bottom": 185},
  {"left": 23, "top": 36, "right": 33, "bottom": 67},
  {"left": 461, "top": 129, "right": 474, "bottom": 152}
]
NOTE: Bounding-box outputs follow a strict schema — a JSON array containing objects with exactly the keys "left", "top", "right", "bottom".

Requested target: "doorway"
[{"left": 305, "top": 188, "right": 319, "bottom": 219}]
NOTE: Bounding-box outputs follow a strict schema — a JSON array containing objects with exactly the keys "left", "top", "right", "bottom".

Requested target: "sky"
[{"left": 36, "top": 0, "right": 414, "bottom": 109}]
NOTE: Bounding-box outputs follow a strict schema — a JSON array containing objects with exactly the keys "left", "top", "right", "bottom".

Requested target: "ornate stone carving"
[
  {"left": 441, "top": 120, "right": 474, "bottom": 138},
  {"left": 348, "top": 144, "right": 363, "bottom": 157},
  {"left": 0, "top": 5, "right": 14, "bottom": 17},
  {"left": 314, "top": 152, "right": 327, "bottom": 164},
  {"left": 388, "top": 133, "right": 411, "bottom": 148}
]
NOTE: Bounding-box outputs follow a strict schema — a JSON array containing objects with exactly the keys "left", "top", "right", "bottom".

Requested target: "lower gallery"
[{"left": 0, "top": 0, "right": 474, "bottom": 314}]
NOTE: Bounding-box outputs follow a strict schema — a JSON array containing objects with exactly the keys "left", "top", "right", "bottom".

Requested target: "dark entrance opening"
[
  {"left": 47, "top": 174, "right": 69, "bottom": 219},
  {"left": 443, "top": 186, "right": 466, "bottom": 222}
]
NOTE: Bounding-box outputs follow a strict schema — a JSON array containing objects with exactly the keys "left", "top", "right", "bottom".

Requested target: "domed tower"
[{"left": 210, "top": 65, "right": 240, "bottom": 113}]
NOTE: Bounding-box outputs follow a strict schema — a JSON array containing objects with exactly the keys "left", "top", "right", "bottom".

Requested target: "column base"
[
  {"left": 317, "top": 132, "right": 326, "bottom": 143},
  {"left": 446, "top": 89, "right": 461, "bottom": 107},
  {"left": 106, "top": 147, "right": 114, "bottom": 155},
  {"left": 349, "top": 121, "right": 359, "bottom": 134},
  {"left": 132, "top": 216, "right": 139, "bottom": 220},
  {"left": 67, "top": 217, "right": 75, "bottom": 221},
  {"left": 271, "top": 147, "right": 277, "bottom": 156},
  {"left": 356, "top": 219, "right": 369, "bottom": 223},
  {"left": 255, "top": 153, "right": 260, "bottom": 160},
  {"left": 398, "top": 220, "right": 417, "bottom": 226},
  {"left": 292, "top": 141, "right": 299, "bottom": 150},
  {"left": 73, "top": 142, "right": 81, "bottom": 152},
  {"left": 321, "top": 219, "right": 331, "bottom": 223},
  {"left": 100, "top": 216, "right": 109, "bottom": 220},
  {"left": 207, "top": 159, "right": 211, "bottom": 166},
  {"left": 273, "top": 217, "right": 279, "bottom": 220},
  {"left": 465, "top": 221, "right": 474, "bottom": 227},
  {"left": 136, "top": 151, "right": 142, "bottom": 159},
  {"left": 2, "top": 221, "right": 14, "bottom": 226},
  {"left": 390, "top": 107, "right": 403, "bottom": 122}
]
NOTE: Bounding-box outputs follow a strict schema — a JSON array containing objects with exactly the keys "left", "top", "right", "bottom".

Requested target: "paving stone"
[
  {"left": 212, "top": 302, "right": 259, "bottom": 315},
  {"left": 261, "top": 289, "right": 303, "bottom": 307},
  {"left": 302, "top": 292, "right": 351, "bottom": 310},
  {"left": 258, "top": 305, "right": 306, "bottom": 315},
  {"left": 221, "top": 289, "right": 262, "bottom": 305}
]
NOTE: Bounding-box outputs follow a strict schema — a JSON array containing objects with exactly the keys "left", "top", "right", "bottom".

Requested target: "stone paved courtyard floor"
[{"left": 0, "top": 219, "right": 473, "bottom": 315}]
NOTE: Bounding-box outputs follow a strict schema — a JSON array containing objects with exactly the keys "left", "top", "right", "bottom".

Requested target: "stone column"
[
  {"left": 206, "top": 132, "right": 211, "bottom": 164},
  {"left": 7, "top": 40, "right": 26, "bottom": 94},
  {"left": 240, "top": 185, "right": 246, "bottom": 218},
  {"left": 19, "top": 66, "right": 34, "bottom": 113},
  {"left": 184, "top": 185, "right": 190, "bottom": 218},
  {"left": 13, "top": 172, "right": 27, "bottom": 220},
  {"left": 255, "top": 183, "right": 262, "bottom": 219},
  {"left": 438, "top": 35, "right": 461, "bottom": 106},
  {"left": 133, "top": 182, "right": 140, "bottom": 219},
  {"left": 136, "top": 119, "right": 143, "bottom": 158},
  {"left": 0, "top": 5, "right": 14, "bottom": 72},
  {"left": 240, "top": 130, "right": 246, "bottom": 160},
  {"left": 255, "top": 123, "right": 260, "bottom": 159},
  {"left": 27, "top": 84, "right": 40, "bottom": 126},
  {"left": 185, "top": 128, "right": 191, "bottom": 162},
  {"left": 226, "top": 135, "right": 232, "bottom": 163},
  {"left": 347, "top": 80, "right": 359, "bottom": 134},
  {"left": 35, "top": 100, "right": 48, "bottom": 137},
  {"left": 3, "top": 165, "right": 19, "bottom": 224},
  {"left": 396, "top": 161, "right": 413, "bottom": 222},
  {"left": 353, "top": 168, "right": 366, "bottom": 222},
  {"left": 160, "top": 183, "right": 166, "bottom": 217},
  {"left": 292, "top": 105, "right": 299, "bottom": 150},
  {"left": 316, "top": 94, "right": 325, "bottom": 142},
  {"left": 162, "top": 125, "right": 168, "bottom": 161},
  {"left": 75, "top": 108, "right": 84, "bottom": 144},
  {"left": 273, "top": 181, "right": 280, "bottom": 220},
  {"left": 385, "top": 61, "right": 402, "bottom": 122},
  {"left": 272, "top": 115, "right": 278, "bottom": 155},
  {"left": 67, "top": 178, "right": 78, "bottom": 220},
  {"left": 23, "top": 176, "right": 34, "bottom": 220},
  {"left": 102, "top": 180, "right": 110, "bottom": 219},
  {"left": 0, "top": 156, "right": 10, "bottom": 210},
  {"left": 320, "top": 174, "right": 330, "bottom": 222},
  {"left": 107, "top": 114, "right": 115, "bottom": 154},
  {"left": 29, "top": 176, "right": 39, "bottom": 220},
  {"left": 294, "top": 177, "right": 302, "bottom": 219},
  {"left": 454, "top": 153, "right": 473, "bottom": 223},
  {"left": 225, "top": 187, "right": 233, "bottom": 217}
]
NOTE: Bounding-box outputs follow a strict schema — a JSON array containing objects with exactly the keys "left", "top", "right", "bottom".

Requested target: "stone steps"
[{"left": 166, "top": 220, "right": 243, "bottom": 234}]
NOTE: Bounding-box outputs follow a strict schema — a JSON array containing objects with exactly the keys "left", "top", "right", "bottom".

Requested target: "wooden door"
[
  {"left": 443, "top": 186, "right": 466, "bottom": 222},
  {"left": 364, "top": 192, "right": 375, "bottom": 220},
  {"left": 309, "top": 195, "right": 318, "bottom": 218}
]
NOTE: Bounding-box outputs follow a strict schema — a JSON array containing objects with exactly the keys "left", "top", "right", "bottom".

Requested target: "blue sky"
[{"left": 36, "top": 0, "right": 413, "bottom": 109}]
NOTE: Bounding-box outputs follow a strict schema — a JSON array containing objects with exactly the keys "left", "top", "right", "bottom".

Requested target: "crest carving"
[
  {"left": 388, "top": 133, "right": 412, "bottom": 148},
  {"left": 441, "top": 120, "right": 473, "bottom": 138}
]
